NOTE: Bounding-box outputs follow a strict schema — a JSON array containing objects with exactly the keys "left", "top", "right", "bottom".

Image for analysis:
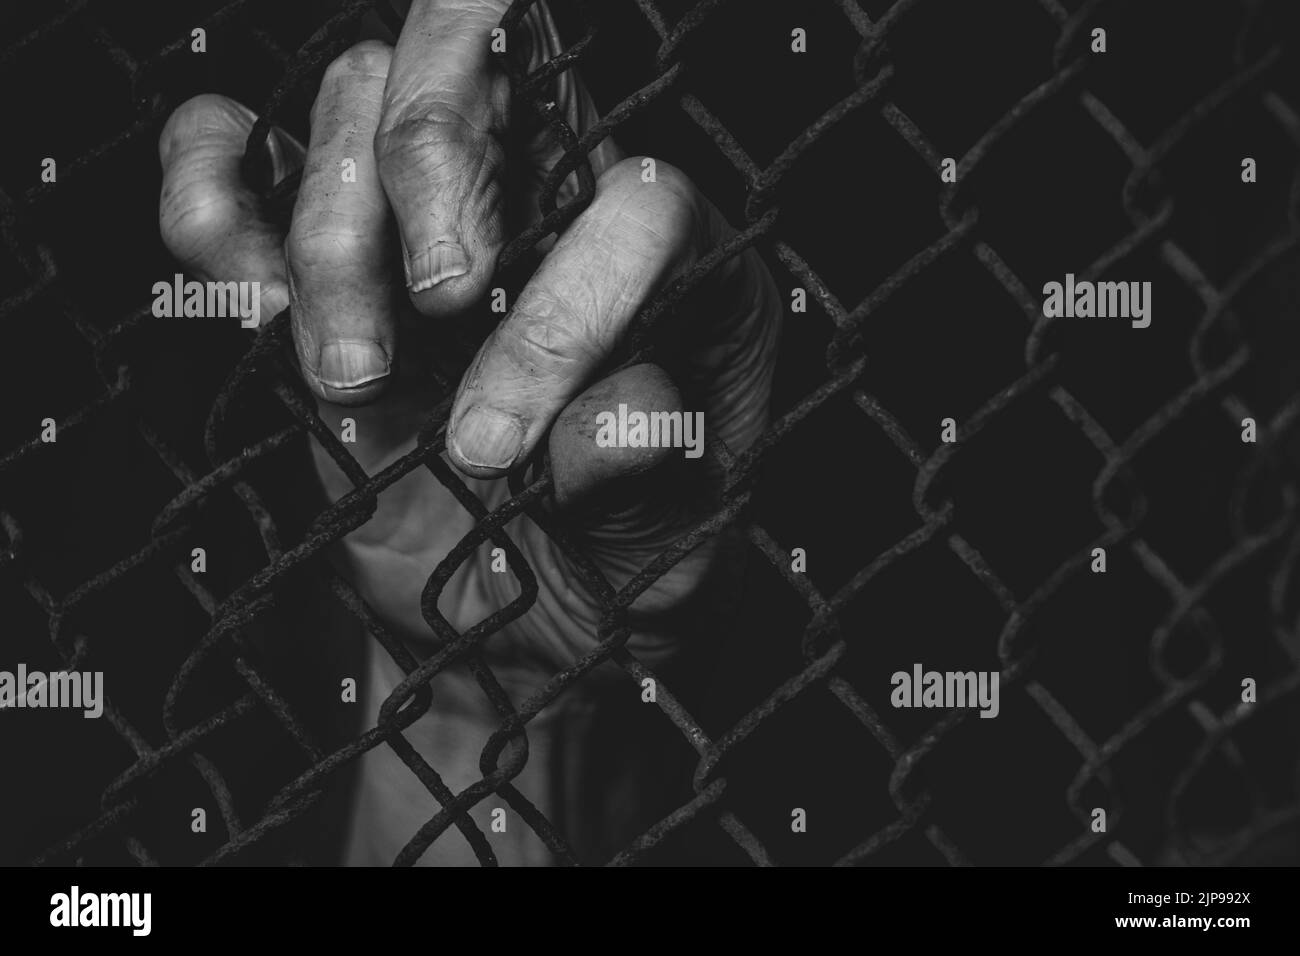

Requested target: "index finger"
[{"left": 375, "top": 0, "right": 513, "bottom": 316}]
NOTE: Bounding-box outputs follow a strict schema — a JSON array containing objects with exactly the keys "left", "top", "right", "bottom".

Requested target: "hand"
[{"left": 158, "top": 0, "right": 781, "bottom": 865}]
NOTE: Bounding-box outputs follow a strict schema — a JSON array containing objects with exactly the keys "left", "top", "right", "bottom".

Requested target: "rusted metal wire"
[{"left": 2, "top": 0, "right": 1297, "bottom": 867}]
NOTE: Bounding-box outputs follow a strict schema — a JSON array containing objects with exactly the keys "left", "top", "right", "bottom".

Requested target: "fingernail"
[
  {"left": 407, "top": 240, "right": 469, "bottom": 293},
  {"left": 318, "top": 340, "right": 390, "bottom": 390},
  {"left": 452, "top": 404, "right": 525, "bottom": 470}
]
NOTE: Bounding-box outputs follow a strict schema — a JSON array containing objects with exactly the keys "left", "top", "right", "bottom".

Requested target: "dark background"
[{"left": 1, "top": 0, "right": 1298, "bottom": 866}]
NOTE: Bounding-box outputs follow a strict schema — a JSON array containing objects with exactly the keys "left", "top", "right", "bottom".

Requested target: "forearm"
[{"left": 343, "top": 634, "right": 670, "bottom": 866}]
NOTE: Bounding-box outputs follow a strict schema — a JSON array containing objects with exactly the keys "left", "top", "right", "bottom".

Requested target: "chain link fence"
[{"left": 2, "top": 0, "right": 1299, "bottom": 866}]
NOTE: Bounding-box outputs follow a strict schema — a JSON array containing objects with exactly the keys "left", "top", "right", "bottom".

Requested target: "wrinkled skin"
[{"left": 158, "top": 0, "right": 781, "bottom": 864}]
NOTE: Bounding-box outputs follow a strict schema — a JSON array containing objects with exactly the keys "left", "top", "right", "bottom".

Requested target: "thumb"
[{"left": 547, "top": 364, "right": 710, "bottom": 541}]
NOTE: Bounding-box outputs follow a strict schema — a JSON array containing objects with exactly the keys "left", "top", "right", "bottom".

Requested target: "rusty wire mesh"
[{"left": 2, "top": 0, "right": 1299, "bottom": 866}]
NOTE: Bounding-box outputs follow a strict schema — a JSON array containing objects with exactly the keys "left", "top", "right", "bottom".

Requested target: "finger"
[
  {"left": 446, "top": 156, "right": 700, "bottom": 477},
  {"left": 287, "top": 41, "right": 400, "bottom": 405},
  {"left": 374, "top": 0, "right": 512, "bottom": 316},
  {"left": 159, "top": 94, "right": 303, "bottom": 323},
  {"left": 547, "top": 363, "right": 719, "bottom": 616},
  {"left": 548, "top": 363, "right": 687, "bottom": 514}
]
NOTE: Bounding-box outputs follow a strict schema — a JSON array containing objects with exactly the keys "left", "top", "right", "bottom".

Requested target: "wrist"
[{"left": 346, "top": 635, "right": 649, "bottom": 865}]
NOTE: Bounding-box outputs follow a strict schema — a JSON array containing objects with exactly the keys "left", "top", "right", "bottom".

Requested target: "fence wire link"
[{"left": 2, "top": 0, "right": 1298, "bottom": 866}]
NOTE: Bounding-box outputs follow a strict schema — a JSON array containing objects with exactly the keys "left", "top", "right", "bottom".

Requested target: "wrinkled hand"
[{"left": 159, "top": 0, "right": 780, "bottom": 864}]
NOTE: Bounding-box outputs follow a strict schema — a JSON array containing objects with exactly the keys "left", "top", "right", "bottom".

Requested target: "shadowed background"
[{"left": 1, "top": 0, "right": 1298, "bottom": 866}]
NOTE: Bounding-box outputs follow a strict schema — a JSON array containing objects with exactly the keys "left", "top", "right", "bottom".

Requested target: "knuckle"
[
  {"left": 322, "top": 40, "right": 393, "bottom": 86},
  {"left": 165, "top": 92, "right": 245, "bottom": 130},
  {"left": 160, "top": 190, "right": 238, "bottom": 265},
  {"left": 159, "top": 93, "right": 248, "bottom": 161},
  {"left": 501, "top": 293, "right": 590, "bottom": 373},
  {"left": 605, "top": 155, "right": 696, "bottom": 201},
  {"left": 374, "top": 106, "right": 499, "bottom": 187},
  {"left": 601, "top": 156, "right": 699, "bottom": 253},
  {"left": 376, "top": 105, "right": 469, "bottom": 154},
  {"left": 287, "top": 225, "right": 373, "bottom": 275}
]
